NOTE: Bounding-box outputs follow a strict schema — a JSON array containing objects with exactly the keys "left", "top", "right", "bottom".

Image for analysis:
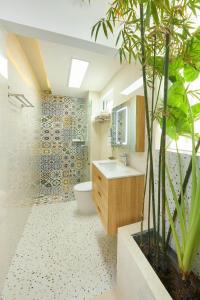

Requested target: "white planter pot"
[{"left": 117, "top": 222, "right": 172, "bottom": 300}]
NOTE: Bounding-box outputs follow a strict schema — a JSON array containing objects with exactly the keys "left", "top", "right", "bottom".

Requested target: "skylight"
[
  {"left": 68, "top": 58, "right": 89, "bottom": 88},
  {"left": 121, "top": 77, "right": 143, "bottom": 96},
  {"left": 0, "top": 54, "right": 8, "bottom": 79}
]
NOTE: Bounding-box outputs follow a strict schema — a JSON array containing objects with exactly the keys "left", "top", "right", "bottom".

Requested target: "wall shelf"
[
  {"left": 94, "top": 113, "right": 111, "bottom": 123},
  {"left": 72, "top": 139, "right": 85, "bottom": 144}
]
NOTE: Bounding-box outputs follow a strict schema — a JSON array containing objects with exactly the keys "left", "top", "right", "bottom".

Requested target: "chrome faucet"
[{"left": 120, "top": 152, "right": 128, "bottom": 166}]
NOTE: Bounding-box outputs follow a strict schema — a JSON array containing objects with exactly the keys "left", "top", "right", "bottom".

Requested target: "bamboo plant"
[
  {"left": 152, "top": 27, "right": 200, "bottom": 249},
  {"left": 88, "top": 0, "right": 200, "bottom": 278},
  {"left": 166, "top": 106, "right": 200, "bottom": 278}
]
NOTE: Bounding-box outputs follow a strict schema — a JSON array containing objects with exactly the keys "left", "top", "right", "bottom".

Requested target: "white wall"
[
  {"left": 98, "top": 62, "right": 146, "bottom": 174},
  {"left": 88, "top": 91, "right": 102, "bottom": 176},
  {"left": 0, "top": 29, "right": 41, "bottom": 292},
  {"left": 100, "top": 63, "right": 143, "bottom": 108}
]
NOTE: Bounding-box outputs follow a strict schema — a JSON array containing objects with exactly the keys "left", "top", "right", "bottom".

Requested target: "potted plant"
[{"left": 88, "top": 0, "right": 200, "bottom": 298}]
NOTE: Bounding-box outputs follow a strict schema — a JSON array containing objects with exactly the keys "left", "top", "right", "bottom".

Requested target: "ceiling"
[
  {"left": 0, "top": 0, "right": 116, "bottom": 49},
  {"left": 37, "top": 39, "right": 122, "bottom": 97},
  {"left": 1, "top": 0, "right": 123, "bottom": 97}
]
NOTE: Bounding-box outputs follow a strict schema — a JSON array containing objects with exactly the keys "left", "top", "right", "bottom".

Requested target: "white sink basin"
[
  {"left": 93, "top": 160, "right": 143, "bottom": 179},
  {"left": 98, "top": 161, "right": 118, "bottom": 170}
]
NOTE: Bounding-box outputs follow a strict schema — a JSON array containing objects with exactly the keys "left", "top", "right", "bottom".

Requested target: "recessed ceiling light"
[
  {"left": 68, "top": 58, "right": 89, "bottom": 88},
  {"left": 121, "top": 77, "right": 143, "bottom": 96}
]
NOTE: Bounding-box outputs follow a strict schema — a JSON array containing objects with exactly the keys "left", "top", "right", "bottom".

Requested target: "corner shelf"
[{"left": 72, "top": 139, "right": 85, "bottom": 144}]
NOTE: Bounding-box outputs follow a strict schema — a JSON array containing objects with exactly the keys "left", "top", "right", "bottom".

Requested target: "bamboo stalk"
[
  {"left": 155, "top": 80, "right": 163, "bottom": 261},
  {"left": 140, "top": 3, "right": 156, "bottom": 245},
  {"left": 140, "top": 148, "right": 150, "bottom": 246},
  {"left": 148, "top": 173, "right": 152, "bottom": 249},
  {"left": 153, "top": 76, "right": 163, "bottom": 116},
  {"left": 151, "top": 35, "right": 161, "bottom": 256},
  {"left": 161, "top": 32, "right": 170, "bottom": 252},
  {"left": 157, "top": 147, "right": 162, "bottom": 249}
]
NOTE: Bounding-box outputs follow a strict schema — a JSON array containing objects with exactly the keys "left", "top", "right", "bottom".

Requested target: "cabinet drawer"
[
  {"left": 92, "top": 186, "right": 108, "bottom": 229},
  {"left": 96, "top": 202, "right": 108, "bottom": 229},
  {"left": 93, "top": 184, "right": 108, "bottom": 213},
  {"left": 92, "top": 165, "right": 108, "bottom": 195}
]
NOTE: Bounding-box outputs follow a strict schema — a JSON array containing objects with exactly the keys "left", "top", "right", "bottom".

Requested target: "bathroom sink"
[
  {"left": 93, "top": 160, "right": 143, "bottom": 179},
  {"left": 99, "top": 162, "right": 131, "bottom": 173},
  {"left": 98, "top": 161, "right": 118, "bottom": 170}
]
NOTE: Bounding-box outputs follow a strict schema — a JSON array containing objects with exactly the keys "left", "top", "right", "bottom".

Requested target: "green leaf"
[
  {"left": 163, "top": 117, "right": 179, "bottom": 140},
  {"left": 169, "top": 58, "right": 184, "bottom": 82},
  {"left": 170, "top": 58, "right": 184, "bottom": 71},
  {"left": 176, "top": 119, "right": 191, "bottom": 136},
  {"left": 91, "top": 23, "right": 97, "bottom": 38},
  {"left": 184, "top": 64, "right": 199, "bottom": 82},
  {"left": 168, "top": 82, "right": 187, "bottom": 112},
  {"left": 106, "top": 20, "right": 113, "bottom": 34},
  {"left": 145, "top": 1, "right": 151, "bottom": 26},
  {"left": 95, "top": 22, "right": 101, "bottom": 42},
  {"left": 151, "top": 1, "right": 159, "bottom": 25},
  {"left": 176, "top": 145, "right": 186, "bottom": 223},
  {"left": 191, "top": 103, "right": 200, "bottom": 120},
  {"left": 164, "top": 0, "right": 170, "bottom": 10},
  {"left": 166, "top": 197, "right": 183, "bottom": 269},
  {"left": 102, "top": 21, "right": 108, "bottom": 38},
  {"left": 116, "top": 30, "right": 122, "bottom": 46},
  {"left": 166, "top": 165, "right": 186, "bottom": 250},
  {"left": 187, "top": 37, "right": 200, "bottom": 63},
  {"left": 148, "top": 56, "right": 164, "bottom": 75},
  {"left": 128, "top": 41, "right": 132, "bottom": 63},
  {"left": 193, "top": 26, "right": 200, "bottom": 41},
  {"left": 183, "top": 172, "right": 200, "bottom": 272},
  {"left": 119, "top": 48, "right": 126, "bottom": 64}
]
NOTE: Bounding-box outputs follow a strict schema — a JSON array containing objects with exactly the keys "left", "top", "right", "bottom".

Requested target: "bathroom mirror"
[
  {"left": 111, "top": 96, "right": 145, "bottom": 152},
  {"left": 116, "top": 106, "right": 128, "bottom": 145},
  {"left": 112, "top": 99, "right": 135, "bottom": 151}
]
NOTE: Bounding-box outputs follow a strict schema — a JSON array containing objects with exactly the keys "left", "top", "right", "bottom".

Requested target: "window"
[{"left": 0, "top": 54, "right": 8, "bottom": 79}]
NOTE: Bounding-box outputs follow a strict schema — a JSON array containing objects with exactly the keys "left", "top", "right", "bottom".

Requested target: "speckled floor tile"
[{"left": 2, "top": 201, "right": 117, "bottom": 300}]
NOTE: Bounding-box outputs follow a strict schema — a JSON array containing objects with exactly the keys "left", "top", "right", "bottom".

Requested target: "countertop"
[{"left": 92, "top": 160, "right": 144, "bottom": 179}]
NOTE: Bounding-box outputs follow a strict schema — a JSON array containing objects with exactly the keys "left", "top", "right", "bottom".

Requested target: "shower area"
[{"left": 39, "top": 94, "right": 90, "bottom": 203}]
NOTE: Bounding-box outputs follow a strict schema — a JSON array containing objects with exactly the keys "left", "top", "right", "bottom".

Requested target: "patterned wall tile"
[{"left": 40, "top": 95, "right": 89, "bottom": 202}]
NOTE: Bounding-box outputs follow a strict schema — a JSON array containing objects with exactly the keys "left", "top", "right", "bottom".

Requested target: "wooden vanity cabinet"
[{"left": 92, "top": 164, "right": 144, "bottom": 235}]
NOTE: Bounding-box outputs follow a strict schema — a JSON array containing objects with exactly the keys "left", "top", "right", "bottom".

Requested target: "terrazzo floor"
[{"left": 1, "top": 201, "right": 117, "bottom": 300}]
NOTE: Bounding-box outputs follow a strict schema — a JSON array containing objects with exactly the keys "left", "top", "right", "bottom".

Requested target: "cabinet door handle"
[
  {"left": 98, "top": 191, "right": 101, "bottom": 197},
  {"left": 98, "top": 175, "right": 102, "bottom": 181},
  {"left": 97, "top": 205, "right": 101, "bottom": 214}
]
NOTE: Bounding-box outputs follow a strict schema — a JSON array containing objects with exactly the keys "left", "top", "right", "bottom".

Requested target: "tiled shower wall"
[
  {"left": 40, "top": 95, "right": 89, "bottom": 201},
  {"left": 155, "top": 151, "right": 200, "bottom": 276}
]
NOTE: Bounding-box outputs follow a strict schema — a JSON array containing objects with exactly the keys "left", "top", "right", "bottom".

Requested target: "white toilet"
[{"left": 73, "top": 181, "right": 96, "bottom": 214}]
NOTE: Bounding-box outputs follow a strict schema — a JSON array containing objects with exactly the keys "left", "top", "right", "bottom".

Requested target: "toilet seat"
[{"left": 74, "top": 181, "right": 92, "bottom": 192}]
